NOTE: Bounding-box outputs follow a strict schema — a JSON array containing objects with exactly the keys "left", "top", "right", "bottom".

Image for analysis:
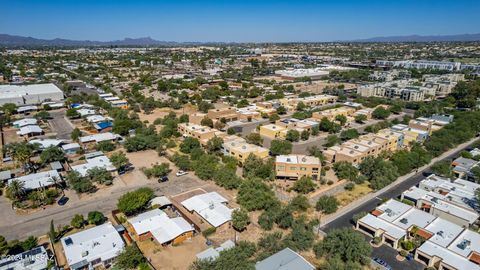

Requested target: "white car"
[{"left": 176, "top": 170, "right": 188, "bottom": 177}]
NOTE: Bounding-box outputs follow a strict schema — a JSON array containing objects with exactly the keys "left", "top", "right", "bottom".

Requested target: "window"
[{"left": 290, "top": 167, "right": 297, "bottom": 171}]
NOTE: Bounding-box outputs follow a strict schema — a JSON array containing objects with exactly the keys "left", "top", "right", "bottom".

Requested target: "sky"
[{"left": 1, "top": 0, "right": 479, "bottom": 42}]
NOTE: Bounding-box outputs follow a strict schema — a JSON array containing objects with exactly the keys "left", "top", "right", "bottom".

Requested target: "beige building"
[
  {"left": 178, "top": 123, "right": 219, "bottom": 145},
  {"left": 275, "top": 155, "right": 321, "bottom": 180},
  {"left": 280, "top": 94, "right": 337, "bottom": 111},
  {"left": 259, "top": 124, "right": 288, "bottom": 139},
  {"left": 311, "top": 106, "right": 356, "bottom": 122},
  {"left": 207, "top": 107, "right": 240, "bottom": 122},
  {"left": 222, "top": 136, "right": 269, "bottom": 164}
]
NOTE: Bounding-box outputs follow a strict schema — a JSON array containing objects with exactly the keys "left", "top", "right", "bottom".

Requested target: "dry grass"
[{"left": 335, "top": 182, "right": 373, "bottom": 207}]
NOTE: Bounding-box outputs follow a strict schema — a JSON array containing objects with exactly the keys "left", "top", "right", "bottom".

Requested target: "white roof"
[
  {"left": 128, "top": 209, "right": 193, "bottom": 244},
  {"left": 12, "top": 118, "right": 37, "bottom": 127},
  {"left": 276, "top": 155, "right": 320, "bottom": 165},
  {"left": 377, "top": 199, "right": 412, "bottom": 222},
  {"left": 61, "top": 223, "right": 125, "bottom": 268},
  {"left": 86, "top": 115, "right": 106, "bottom": 123},
  {"left": 359, "top": 214, "right": 406, "bottom": 240},
  {"left": 80, "top": 132, "right": 119, "bottom": 143},
  {"left": 150, "top": 196, "right": 172, "bottom": 207},
  {"left": 402, "top": 186, "right": 429, "bottom": 201},
  {"left": 181, "top": 192, "right": 233, "bottom": 227},
  {"left": 8, "top": 170, "right": 60, "bottom": 191},
  {"left": 448, "top": 229, "right": 480, "bottom": 258},
  {"left": 29, "top": 139, "right": 63, "bottom": 149},
  {"left": 196, "top": 240, "right": 235, "bottom": 261},
  {"left": 423, "top": 193, "right": 479, "bottom": 223},
  {"left": 77, "top": 108, "right": 96, "bottom": 116},
  {"left": 418, "top": 241, "right": 480, "bottom": 270},
  {"left": 424, "top": 218, "right": 464, "bottom": 248},
  {"left": 71, "top": 155, "right": 115, "bottom": 177},
  {"left": 17, "top": 105, "right": 38, "bottom": 112},
  {"left": 392, "top": 208, "right": 436, "bottom": 229},
  {"left": 62, "top": 142, "right": 81, "bottom": 151},
  {"left": 0, "top": 83, "right": 62, "bottom": 97},
  {"left": 0, "top": 246, "right": 48, "bottom": 270},
  {"left": 16, "top": 125, "right": 42, "bottom": 135}
]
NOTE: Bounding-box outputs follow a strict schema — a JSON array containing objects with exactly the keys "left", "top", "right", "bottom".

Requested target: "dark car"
[
  {"left": 57, "top": 196, "right": 69, "bottom": 206},
  {"left": 158, "top": 176, "right": 169, "bottom": 183}
]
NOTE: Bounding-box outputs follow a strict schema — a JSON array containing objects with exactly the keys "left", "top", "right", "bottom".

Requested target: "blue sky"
[{"left": 1, "top": 0, "right": 479, "bottom": 42}]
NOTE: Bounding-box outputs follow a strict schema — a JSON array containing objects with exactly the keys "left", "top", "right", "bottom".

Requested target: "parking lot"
[{"left": 47, "top": 109, "right": 74, "bottom": 139}]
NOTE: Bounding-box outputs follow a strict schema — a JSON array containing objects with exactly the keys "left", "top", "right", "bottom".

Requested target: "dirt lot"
[
  {"left": 137, "top": 105, "right": 197, "bottom": 124},
  {"left": 138, "top": 235, "right": 208, "bottom": 270}
]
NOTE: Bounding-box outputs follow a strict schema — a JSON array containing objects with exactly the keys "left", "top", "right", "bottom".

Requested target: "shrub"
[{"left": 202, "top": 227, "right": 216, "bottom": 237}]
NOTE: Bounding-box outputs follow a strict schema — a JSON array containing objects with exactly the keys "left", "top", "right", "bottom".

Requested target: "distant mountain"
[
  {"left": 351, "top": 33, "right": 480, "bottom": 42},
  {"left": 0, "top": 34, "right": 183, "bottom": 47}
]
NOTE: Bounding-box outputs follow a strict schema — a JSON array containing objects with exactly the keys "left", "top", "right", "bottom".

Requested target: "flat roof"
[
  {"left": 9, "top": 170, "right": 60, "bottom": 191},
  {"left": 424, "top": 218, "right": 464, "bottom": 248},
  {"left": 61, "top": 223, "right": 125, "bottom": 268},
  {"left": 71, "top": 155, "right": 115, "bottom": 177},
  {"left": 0, "top": 83, "right": 63, "bottom": 98},
  {"left": 80, "top": 132, "right": 119, "bottom": 143},
  {"left": 255, "top": 247, "right": 315, "bottom": 270},
  {"left": 392, "top": 208, "right": 436, "bottom": 229},
  {"left": 419, "top": 241, "right": 480, "bottom": 270},
  {"left": 448, "top": 229, "right": 480, "bottom": 258},
  {"left": 181, "top": 192, "right": 233, "bottom": 227},
  {"left": 276, "top": 155, "right": 320, "bottom": 165},
  {"left": 359, "top": 214, "right": 406, "bottom": 240},
  {"left": 377, "top": 199, "right": 412, "bottom": 223}
]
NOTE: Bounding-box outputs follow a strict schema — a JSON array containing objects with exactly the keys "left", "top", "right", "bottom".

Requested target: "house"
[
  {"left": 79, "top": 132, "right": 120, "bottom": 146},
  {"left": 8, "top": 170, "right": 61, "bottom": 191},
  {"left": 178, "top": 123, "right": 217, "bottom": 144},
  {"left": 451, "top": 157, "right": 479, "bottom": 179},
  {"left": 196, "top": 240, "right": 235, "bottom": 261},
  {"left": 181, "top": 192, "right": 234, "bottom": 228},
  {"left": 12, "top": 118, "right": 37, "bottom": 128},
  {"left": 29, "top": 139, "right": 63, "bottom": 149},
  {"left": 86, "top": 115, "right": 107, "bottom": 123},
  {"left": 110, "top": 100, "right": 129, "bottom": 109},
  {"left": 77, "top": 108, "right": 96, "bottom": 117},
  {"left": 255, "top": 247, "right": 315, "bottom": 270},
  {"left": 259, "top": 124, "right": 287, "bottom": 139},
  {"left": 70, "top": 155, "right": 116, "bottom": 177},
  {"left": 16, "top": 125, "right": 43, "bottom": 137},
  {"left": 93, "top": 121, "right": 113, "bottom": 133},
  {"left": 62, "top": 143, "right": 81, "bottom": 154},
  {"left": 128, "top": 209, "right": 194, "bottom": 245},
  {"left": 61, "top": 223, "right": 125, "bottom": 270},
  {"left": 275, "top": 155, "right": 321, "bottom": 180},
  {"left": 222, "top": 137, "right": 269, "bottom": 164},
  {"left": 0, "top": 246, "right": 49, "bottom": 270}
]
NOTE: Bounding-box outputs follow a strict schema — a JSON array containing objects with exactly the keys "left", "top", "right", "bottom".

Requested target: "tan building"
[
  {"left": 207, "top": 107, "right": 240, "bottom": 122},
  {"left": 259, "top": 124, "right": 288, "bottom": 139},
  {"left": 178, "top": 123, "right": 217, "bottom": 144},
  {"left": 275, "top": 155, "right": 321, "bottom": 180},
  {"left": 311, "top": 106, "right": 356, "bottom": 122},
  {"left": 408, "top": 119, "right": 434, "bottom": 135},
  {"left": 280, "top": 94, "right": 337, "bottom": 111},
  {"left": 222, "top": 136, "right": 269, "bottom": 164}
]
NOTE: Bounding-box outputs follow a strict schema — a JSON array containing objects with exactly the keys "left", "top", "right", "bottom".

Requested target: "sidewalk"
[{"left": 320, "top": 136, "right": 480, "bottom": 226}]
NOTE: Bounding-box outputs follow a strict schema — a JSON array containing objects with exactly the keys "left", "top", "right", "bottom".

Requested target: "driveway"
[{"left": 48, "top": 109, "right": 74, "bottom": 140}]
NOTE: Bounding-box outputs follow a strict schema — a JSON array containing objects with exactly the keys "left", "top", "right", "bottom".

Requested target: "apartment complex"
[
  {"left": 279, "top": 94, "right": 337, "bottom": 111},
  {"left": 259, "top": 118, "right": 319, "bottom": 139},
  {"left": 275, "top": 155, "right": 321, "bottom": 180},
  {"left": 221, "top": 135, "right": 269, "bottom": 163},
  {"left": 311, "top": 106, "right": 356, "bottom": 122}
]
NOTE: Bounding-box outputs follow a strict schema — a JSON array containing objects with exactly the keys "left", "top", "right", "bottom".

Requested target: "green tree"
[
  {"left": 325, "top": 135, "right": 340, "bottom": 147},
  {"left": 300, "top": 130, "right": 310, "bottom": 141},
  {"left": 270, "top": 140, "right": 292, "bottom": 155},
  {"left": 333, "top": 161, "right": 359, "bottom": 182},
  {"left": 40, "top": 146, "right": 66, "bottom": 164},
  {"left": 316, "top": 195, "right": 339, "bottom": 214},
  {"left": 96, "top": 141, "right": 116, "bottom": 152},
  {"left": 87, "top": 211, "right": 105, "bottom": 225},
  {"left": 276, "top": 106, "right": 287, "bottom": 115},
  {"left": 372, "top": 107, "right": 391, "bottom": 119},
  {"left": 5, "top": 180, "right": 26, "bottom": 201},
  {"left": 70, "top": 214, "right": 85, "bottom": 229},
  {"left": 285, "top": 130, "right": 300, "bottom": 142},
  {"left": 340, "top": 129, "right": 359, "bottom": 140},
  {"left": 245, "top": 133, "right": 263, "bottom": 146},
  {"left": 335, "top": 115, "right": 347, "bottom": 126},
  {"left": 200, "top": 117, "right": 214, "bottom": 128},
  {"left": 237, "top": 178, "right": 278, "bottom": 211},
  {"left": 232, "top": 208, "right": 250, "bottom": 231},
  {"left": 86, "top": 167, "right": 113, "bottom": 185},
  {"left": 115, "top": 245, "right": 146, "bottom": 269},
  {"left": 117, "top": 187, "right": 154, "bottom": 216},
  {"left": 71, "top": 128, "right": 82, "bottom": 141},
  {"left": 143, "top": 163, "right": 171, "bottom": 178},
  {"left": 206, "top": 137, "right": 223, "bottom": 154},
  {"left": 180, "top": 137, "right": 201, "bottom": 154},
  {"left": 314, "top": 228, "right": 371, "bottom": 264},
  {"left": 110, "top": 151, "right": 130, "bottom": 170},
  {"left": 354, "top": 114, "right": 367, "bottom": 124},
  {"left": 66, "top": 171, "right": 94, "bottom": 193},
  {"left": 289, "top": 195, "right": 310, "bottom": 212},
  {"left": 172, "top": 154, "right": 192, "bottom": 171},
  {"left": 431, "top": 160, "right": 454, "bottom": 178},
  {"left": 66, "top": 108, "right": 80, "bottom": 119},
  {"left": 292, "top": 176, "right": 316, "bottom": 194},
  {"left": 20, "top": 236, "right": 38, "bottom": 251},
  {"left": 269, "top": 113, "right": 280, "bottom": 122}
]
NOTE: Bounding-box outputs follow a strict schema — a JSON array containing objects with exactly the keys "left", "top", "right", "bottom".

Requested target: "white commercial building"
[
  {"left": 0, "top": 83, "right": 64, "bottom": 106},
  {"left": 61, "top": 223, "right": 125, "bottom": 270}
]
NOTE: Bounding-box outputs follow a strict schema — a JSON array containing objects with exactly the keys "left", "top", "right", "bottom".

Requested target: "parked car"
[
  {"left": 57, "top": 196, "right": 69, "bottom": 206},
  {"left": 158, "top": 176, "right": 169, "bottom": 182},
  {"left": 176, "top": 170, "right": 188, "bottom": 177}
]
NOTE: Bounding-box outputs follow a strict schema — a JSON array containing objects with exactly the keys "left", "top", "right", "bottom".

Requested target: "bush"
[
  {"left": 88, "top": 211, "right": 105, "bottom": 225},
  {"left": 202, "top": 227, "right": 216, "bottom": 237},
  {"left": 232, "top": 208, "right": 250, "bottom": 231},
  {"left": 71, "top": 214, "right": 85, "bottom": 229},
  {"left": 315, "top": 196, "right": 339, "bottom": 214},
  {"left": 117, "top": 187, "right": 154, "bottom": 216},
  {"left": 344, "top": 182, "right": 355, "bottom": 191},
  {"left": 292, "top": 176, "right": 316, "bottom": 194},
  {"left": 143, "top": 163, "right": 171, "bottom": 178}
]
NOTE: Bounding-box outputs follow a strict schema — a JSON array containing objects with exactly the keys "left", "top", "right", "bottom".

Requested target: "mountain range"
[{"left": 1, "top": 33, "right": 480, "bottom": 47}]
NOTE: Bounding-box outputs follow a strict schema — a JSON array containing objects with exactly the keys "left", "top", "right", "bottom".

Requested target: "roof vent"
[
  {"left": 457, "top": 239, "right": 471, "bottom": 250},
  {"left": 400, "top": 218, "right": 408, "bottom": 224}
]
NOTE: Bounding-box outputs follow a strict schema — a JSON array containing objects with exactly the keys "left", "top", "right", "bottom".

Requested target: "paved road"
[
  {"left": 48, "top": 109, "right": 74, "bottom": 140},
  {"left": 320, "top": 137, "right": 479, "bottom": 270},
  {"left": 0, "top": 173, "right": 208, "bottom": 240}
]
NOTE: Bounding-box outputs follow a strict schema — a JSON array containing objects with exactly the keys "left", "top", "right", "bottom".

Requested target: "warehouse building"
[{"left": 0, "top": 83, "right": 64, "bottom": 106}]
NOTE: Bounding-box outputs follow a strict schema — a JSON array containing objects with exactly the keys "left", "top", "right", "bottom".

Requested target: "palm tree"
[{"left": 6, "top": 180, "right": 26, "bottom": 202}]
